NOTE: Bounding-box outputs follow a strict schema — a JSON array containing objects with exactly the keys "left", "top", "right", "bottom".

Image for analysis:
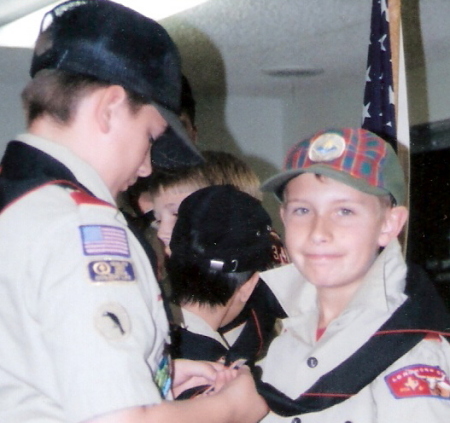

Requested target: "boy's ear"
[
  {"left": 378, "top": 205, "right": 409, "bottom": 247},
  {"left": 236, "top": 272, "right": 260, "bottom": 303},
  {"left": 94, "top": 85, "right": 128, "bottom": 134}
]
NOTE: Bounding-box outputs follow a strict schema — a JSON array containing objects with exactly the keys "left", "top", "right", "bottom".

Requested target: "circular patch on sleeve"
[
  {"left": 94, "top": 303, "right": 131, "bottom": 341},
  {"left": 308, "top": 133, "right": 346, "bottom": 162}
]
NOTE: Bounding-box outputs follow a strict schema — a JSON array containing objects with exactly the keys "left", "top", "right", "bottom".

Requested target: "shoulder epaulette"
[{"left": 70, "top": 190, "right": 114, "bottom": 208}]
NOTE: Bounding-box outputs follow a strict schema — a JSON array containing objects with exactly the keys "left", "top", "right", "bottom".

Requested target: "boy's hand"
[
  {"left": 214, "top": 366, "right": 269, "bottom": 422},
  {"left": 172, "top": 359, "right": 226, "bottom": 398},
  {"left": 172, "top": 359, "right": 268, "bottom": 422},
  {"left": 203, "top": 359, "right": 248, "bottom": 394}
]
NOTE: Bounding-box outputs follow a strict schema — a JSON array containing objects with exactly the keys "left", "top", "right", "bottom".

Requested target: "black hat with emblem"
[{"left": 30, "top": 0, "right": 203, "bottom": 169}]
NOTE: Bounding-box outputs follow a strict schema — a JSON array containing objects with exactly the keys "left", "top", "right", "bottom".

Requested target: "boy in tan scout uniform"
[
  {"left": 0, "top": 1, "right": 267, "bottom": 423},
  {"left": 255, "top": 128, "right": 450, "bottom": 422}
]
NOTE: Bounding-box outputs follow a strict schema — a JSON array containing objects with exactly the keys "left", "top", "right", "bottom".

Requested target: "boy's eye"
[
  {"left": 151, "top": 220, "right": 161, "bottom": 230},
  {"left": 338, "top": 208, "right": 353, "bottom": 216},
  {"left": 293, "top": 207, "right": 309, "bottom": 215}
]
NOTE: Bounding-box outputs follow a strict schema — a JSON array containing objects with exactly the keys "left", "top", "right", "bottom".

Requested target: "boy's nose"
[
  {"left": 157, "top": 220, "right": 172, "bottom": 247},
  {"left": 309, "top": 215, "right": 332, "bottom": 244}
]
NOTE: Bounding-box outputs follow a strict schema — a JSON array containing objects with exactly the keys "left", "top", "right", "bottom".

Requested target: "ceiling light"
[{"left": 0, "top": 0, "right": 210, "bottom": 49}]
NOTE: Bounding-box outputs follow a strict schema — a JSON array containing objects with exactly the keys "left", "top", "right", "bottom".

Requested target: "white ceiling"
[
  {"left": 164, "top": 0, "right": 373, "bottom": 96},
  {"left": 163, "top": 0, "right": 450, "bottom": 99},
  {"left": 0, "top": 0, "right": 55, "bottom": 25},
  {"left": 0, "top": 0, "right": 449, "bottom": 100}
]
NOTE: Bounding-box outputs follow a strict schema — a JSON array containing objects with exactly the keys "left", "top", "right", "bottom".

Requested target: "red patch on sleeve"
[
  {"left": 385, "top": 364, "right": 450, "bottom": 399},
  {"left": 70, "top": 191, "right": 113, "bottom": 207}
]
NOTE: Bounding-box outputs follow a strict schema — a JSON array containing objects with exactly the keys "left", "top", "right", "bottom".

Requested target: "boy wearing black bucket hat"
[
  {"left": 253, "top": 128, "right": 450, "bottom": 422},
  {"left": 0, "top": 1, "right": 267, "bottom": 422},
  {"left": 166, "top": 185, "right": 282, "bottom": 382}
]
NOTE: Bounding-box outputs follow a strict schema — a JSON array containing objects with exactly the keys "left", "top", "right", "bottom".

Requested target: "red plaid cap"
[{"left": 261, "top": 128, "right": 405, "bottom": 205}]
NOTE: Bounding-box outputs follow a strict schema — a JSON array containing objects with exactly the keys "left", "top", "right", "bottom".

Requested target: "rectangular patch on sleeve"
[
  {"left": 88, "top": 260, "right": 136, "bottom": 282},
  {"left": 80, "top": 225, "right": 130, "bottom": 257},
  {"left": 385, "top": 364, "right": 450, "bottom": 400},
  {"left": 154, "top": 353, "right": 172, "bottom": 399}
]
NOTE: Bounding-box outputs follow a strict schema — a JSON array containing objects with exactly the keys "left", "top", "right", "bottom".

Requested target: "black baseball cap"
[
  {"left": 170, "top": 185, "right": 274, "bottom": 273},
  {"left": 30, "top": 0, "right": 203, "bottom": 169}
]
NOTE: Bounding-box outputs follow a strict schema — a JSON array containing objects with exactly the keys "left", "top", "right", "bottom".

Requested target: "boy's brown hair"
[{"left": 21, "top": 69, "right": 146, "bottom": 127}]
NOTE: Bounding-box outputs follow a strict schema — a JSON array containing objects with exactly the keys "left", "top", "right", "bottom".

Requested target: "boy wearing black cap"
[
  {"left": 0, "top": 1, "right": 267, "bottom": 423},
  {"left": 255, "top": 128, "right": 450, "bottom": 422},
  {"left": 166, "top": 185, "right": 281, "bottom": 379}
]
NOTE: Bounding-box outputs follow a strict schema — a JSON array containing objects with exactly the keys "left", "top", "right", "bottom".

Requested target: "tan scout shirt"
[
  {"left": 258, "top": 240, "right": 450, "bottom": 422},
  {"left": 0, "top": 134, "right": 171, "bottom": 423}
]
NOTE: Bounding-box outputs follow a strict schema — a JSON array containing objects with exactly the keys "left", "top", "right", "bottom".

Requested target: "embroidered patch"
[
  {"left": 88, "top": 260, "right": 135, "bottom": 283},
  {"left": 80, "top": 225, "right": 130, "bottom": 257},
  {"left": 308, "top": 133, "right": 346, "bottom": 162},
  {"left": 385, "top": 364, "right": 450, "bottom": 399},
  {"left": 270, "top": 230, "right": 290, "bottom": 265},
  {"left": 155, "top": 353, "right": 172, "bottom": 398},
  {"left": 94, "top": 303, "right": 131, "bottom": 341}
]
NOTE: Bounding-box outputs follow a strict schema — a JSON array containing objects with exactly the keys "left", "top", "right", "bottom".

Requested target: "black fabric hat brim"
[
  {"left": 261, "top": 169, "right": 305, "bottom": 201},
  {"left": 151, "top": 104, "right": 204, "bottom": 170}
]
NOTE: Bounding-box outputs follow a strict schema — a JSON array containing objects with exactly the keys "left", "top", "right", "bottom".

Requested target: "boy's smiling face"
[{"left": 280, "top": 173, "right": 403, "bottom": 294}]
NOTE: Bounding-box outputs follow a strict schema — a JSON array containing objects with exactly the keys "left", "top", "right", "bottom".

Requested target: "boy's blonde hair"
[
  {"left": 147, "top": 165, "right": 209, "bottom": 199},
  {"left": 201, "top": 150, "right": 262, "bottom": 200},
  {"left": 148, "top": 150, "right": 262, "bottom": 200}
]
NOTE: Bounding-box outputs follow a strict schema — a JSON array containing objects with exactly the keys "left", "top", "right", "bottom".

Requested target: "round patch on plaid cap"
[{"left": 308, "top": 133, "right": 346, "bottom": 162}]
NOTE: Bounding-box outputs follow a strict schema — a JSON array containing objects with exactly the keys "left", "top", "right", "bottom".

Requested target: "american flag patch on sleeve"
[{"left": 80, "top": 225, "right": 130, "bottom": 257}]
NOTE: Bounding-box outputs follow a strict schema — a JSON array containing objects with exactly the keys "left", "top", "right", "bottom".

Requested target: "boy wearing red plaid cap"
[{"left": 255, "top": 128, "right": 450, "bottom": 422}]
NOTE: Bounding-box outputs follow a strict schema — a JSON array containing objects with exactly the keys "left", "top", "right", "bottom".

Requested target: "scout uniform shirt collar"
[
  {"left": 181, "top": 308, "right": 230, "bottom": 349},
  {"left": 15, "top": 133, "right": 116, "bottom": 206},
  {"left": 348, "top": 239, "right": 407, "bottom": 313},
  {"left": 260, "top": 239, "right": 407, "bottom": 318},
  {"left": 260, "top": 264, "right": 315, "bottom": 318}
]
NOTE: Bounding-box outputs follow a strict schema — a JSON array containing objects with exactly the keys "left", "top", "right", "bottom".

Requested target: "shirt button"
[
  {"left": 291, "top": 418, "right": 301, "bottom": 423},
  {"left": 307, "top": 357, "right": 318, "bottom": 368}
]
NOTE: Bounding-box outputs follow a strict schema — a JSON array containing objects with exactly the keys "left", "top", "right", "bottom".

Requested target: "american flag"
[
  {"left": 362, "top": 0, "right": 397, "bottom": 150},
  {"left": 80, "top": 225, "right": 130, "bottom": 257}
]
